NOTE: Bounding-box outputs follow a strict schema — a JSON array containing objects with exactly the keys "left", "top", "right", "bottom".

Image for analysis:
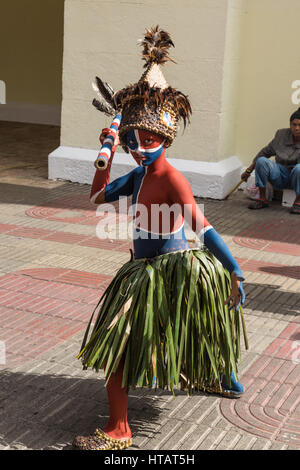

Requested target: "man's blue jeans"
[{"left": 255, "top": 157, "right": 300, "bottom": 196}]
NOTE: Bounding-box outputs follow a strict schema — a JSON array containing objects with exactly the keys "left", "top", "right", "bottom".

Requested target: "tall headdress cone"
[{"left": 92, "top": 26, "right": 192, "bottom": 150}]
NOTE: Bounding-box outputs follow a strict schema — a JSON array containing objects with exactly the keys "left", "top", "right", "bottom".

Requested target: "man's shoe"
[
  {"left": 290, "top": 202, "right": 300, "bottom": 214},
  {"left": 248, "top": 199, "right": 269, "bottom": 210}
]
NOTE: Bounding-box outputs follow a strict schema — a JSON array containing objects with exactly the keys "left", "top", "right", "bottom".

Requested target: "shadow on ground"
[
  {"left": 0, "top": 369, "right": 187, "bottom": 450},
  {"left": 244, "top": 282, "right": 300, "bottom": 316},
  {"left": 259, "top": 265, "right": 300, "bottom": 280}
]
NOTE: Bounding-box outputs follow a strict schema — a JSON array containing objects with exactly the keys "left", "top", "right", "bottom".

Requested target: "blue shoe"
[
  {"left": 220, "top": 372, "right": 244, "bottom": 397},
  {"left": 181, "top": 371, "right": 244, "bottom": 398}
]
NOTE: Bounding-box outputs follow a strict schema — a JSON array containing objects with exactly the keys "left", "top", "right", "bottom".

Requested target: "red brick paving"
[
  {"left": 220, "top": 323, "right": 300, "bottom": 445},
  {"left": 79, "top": 236, "right": 132, "bottom": 252},
  {"left": 25, "top": 194, "right": 132, "bottom": 226},
  {"left": 17, "top": 268, "right": 112, "bottom": 289},
  {"left": 236, "top": 258, "right": 300, "bottom": 279},
  {"left": 1, "top": 194, "right": 300, "bottom": 447},
  {"left": 9, "top": 226, "right": 52, "bottom": 239},
  {"left": 0, "top": 221, "right": 132, "bottom": 252},
  {"left": 1, "top": 265, "right": 299, "bottom": 445},
  {"left": 264, "top": 242, "right": 300, "bottom": 256},
  {"left": 0, "top": 223, "right": 20, "bottom": 233},
  {"left": 235, "top": 219, "right": 300, "bottom": 244},
  {"left": 1, "top": 219, "right": 299, "bottom": 275},
  {"left": 234, "top": 219, "right": 300, "bottom": 256},
  {"left": 0, "top": 269, "right": 112, "bottom": 368},
  {"left": 234, "top": 237, "right": 300, "bottom": 256},
  {"left": 25, "top": 194, "right": 100, "bottom": 225}
]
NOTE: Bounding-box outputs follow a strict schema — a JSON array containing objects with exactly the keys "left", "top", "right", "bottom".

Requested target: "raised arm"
[{"left": 90, "top": 128, "right": 135, "bottom": 205}]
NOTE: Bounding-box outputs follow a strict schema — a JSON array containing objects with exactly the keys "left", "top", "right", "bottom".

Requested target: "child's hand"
[
  {"left": 99, "top": 128, "right": 119, "bottom": 152},
  {"left": 225, "top": 272, "right": 245, "bottom": 311}
]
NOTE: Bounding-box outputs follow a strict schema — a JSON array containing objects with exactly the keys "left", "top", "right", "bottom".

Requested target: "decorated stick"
[
  {"left": 94, "top": 113, "right": 122, "bottom": 170},
  {"left": 224, "top": 167, "right": 253, "bottom": 200},
  {"left": 224, "top": 179, "right": 244, "bottom": 200}
]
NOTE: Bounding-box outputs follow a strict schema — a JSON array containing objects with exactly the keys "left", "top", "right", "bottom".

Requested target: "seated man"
[{"left": 241, "top": 108, "right": 300, "bottom": 214}]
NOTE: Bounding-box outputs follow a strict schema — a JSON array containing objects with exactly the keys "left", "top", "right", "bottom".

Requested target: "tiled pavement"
[{"left": 0, "top": 121, "right": 299, "bottom": 451}]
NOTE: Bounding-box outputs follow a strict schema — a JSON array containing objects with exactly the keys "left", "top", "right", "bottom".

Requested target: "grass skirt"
[{"left": 78, "top": 249, "right": 248, "bottom": 394}]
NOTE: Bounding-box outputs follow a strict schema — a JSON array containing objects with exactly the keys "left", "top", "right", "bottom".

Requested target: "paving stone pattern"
[{"left": 0, "top": 121, "right": 299, "bottom": 450}]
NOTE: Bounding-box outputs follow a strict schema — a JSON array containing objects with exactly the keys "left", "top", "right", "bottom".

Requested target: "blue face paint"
[{"left": 126, "top": 129, "right": 165, "bottom": 166}]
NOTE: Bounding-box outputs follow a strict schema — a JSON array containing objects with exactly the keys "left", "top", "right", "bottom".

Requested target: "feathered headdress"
[{"left": 92, "top": 26, "right": 192, "bottom": 150}]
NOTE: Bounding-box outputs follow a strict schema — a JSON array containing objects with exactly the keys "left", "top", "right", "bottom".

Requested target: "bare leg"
[
  {"left": 103, "top": 362, "right": 132, "bottom": 440},
  {"left": 72, "top": 362, "right": 132, "bottom": 450}
]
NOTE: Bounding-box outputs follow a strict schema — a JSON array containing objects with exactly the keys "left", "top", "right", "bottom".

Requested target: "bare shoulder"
[{"left": 165, "top": 164, "right": 190, "bottom": 188}]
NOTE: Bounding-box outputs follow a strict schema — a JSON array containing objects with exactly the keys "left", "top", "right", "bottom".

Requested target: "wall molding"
[{"left": 0, "top": 102, "right": 61, "bottom": 125}]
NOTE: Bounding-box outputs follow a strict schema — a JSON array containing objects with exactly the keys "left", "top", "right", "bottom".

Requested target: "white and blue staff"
[{"left": 94, "top": 113, "right": 122, "bottom": 170}]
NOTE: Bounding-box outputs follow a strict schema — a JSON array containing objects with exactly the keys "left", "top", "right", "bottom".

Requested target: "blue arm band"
[{"left": 203, "top": 228, "right": 244, "bottom": 281}]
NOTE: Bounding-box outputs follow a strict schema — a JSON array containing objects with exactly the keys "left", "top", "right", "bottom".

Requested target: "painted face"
[{"left": 126, "top": 129, "right": 165, "bottom": 166}]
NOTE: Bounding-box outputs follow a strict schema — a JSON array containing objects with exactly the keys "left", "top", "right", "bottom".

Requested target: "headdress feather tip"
[{"left": 140, "top": 25, "right": 175, "bottom": 68}]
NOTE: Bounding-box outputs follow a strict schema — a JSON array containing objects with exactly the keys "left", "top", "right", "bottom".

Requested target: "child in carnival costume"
[{"left": 73, "top": 26, "right": 248, "bottom": 451}]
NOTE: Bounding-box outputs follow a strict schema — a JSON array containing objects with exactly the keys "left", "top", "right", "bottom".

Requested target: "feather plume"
[
  {"left": 92, "top": 77, "right": 117, "bottom": 115},
  {"left": 92, "top": 98, "right": 115, "bottom": 117},
  {"left": 139, "top": 25, "right": 175, "bottom": 68},
  {"left": 94, "top": 76, "right": 115, "bottom": 107}
]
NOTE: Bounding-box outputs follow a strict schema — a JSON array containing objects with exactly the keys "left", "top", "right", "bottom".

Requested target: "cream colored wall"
[
  {"left": 61, "top": 0, "right": 234, "bottom": 161},
  {"left": 0, "top": 0, "right": 64, "bottom": 105},
  {"left": 65, "top": 0, "right": 300, "bottom": 166},
  {"left": 218, "top": 0, "right": 246, "bottom": 159},
  {"left": 236, "top": 0, "right": 300, "bottom": 165}
]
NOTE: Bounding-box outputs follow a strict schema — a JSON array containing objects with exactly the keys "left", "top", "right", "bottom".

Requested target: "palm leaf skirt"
[{"left": 77, "top": 249, "right": 248, "bottom": 394}]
